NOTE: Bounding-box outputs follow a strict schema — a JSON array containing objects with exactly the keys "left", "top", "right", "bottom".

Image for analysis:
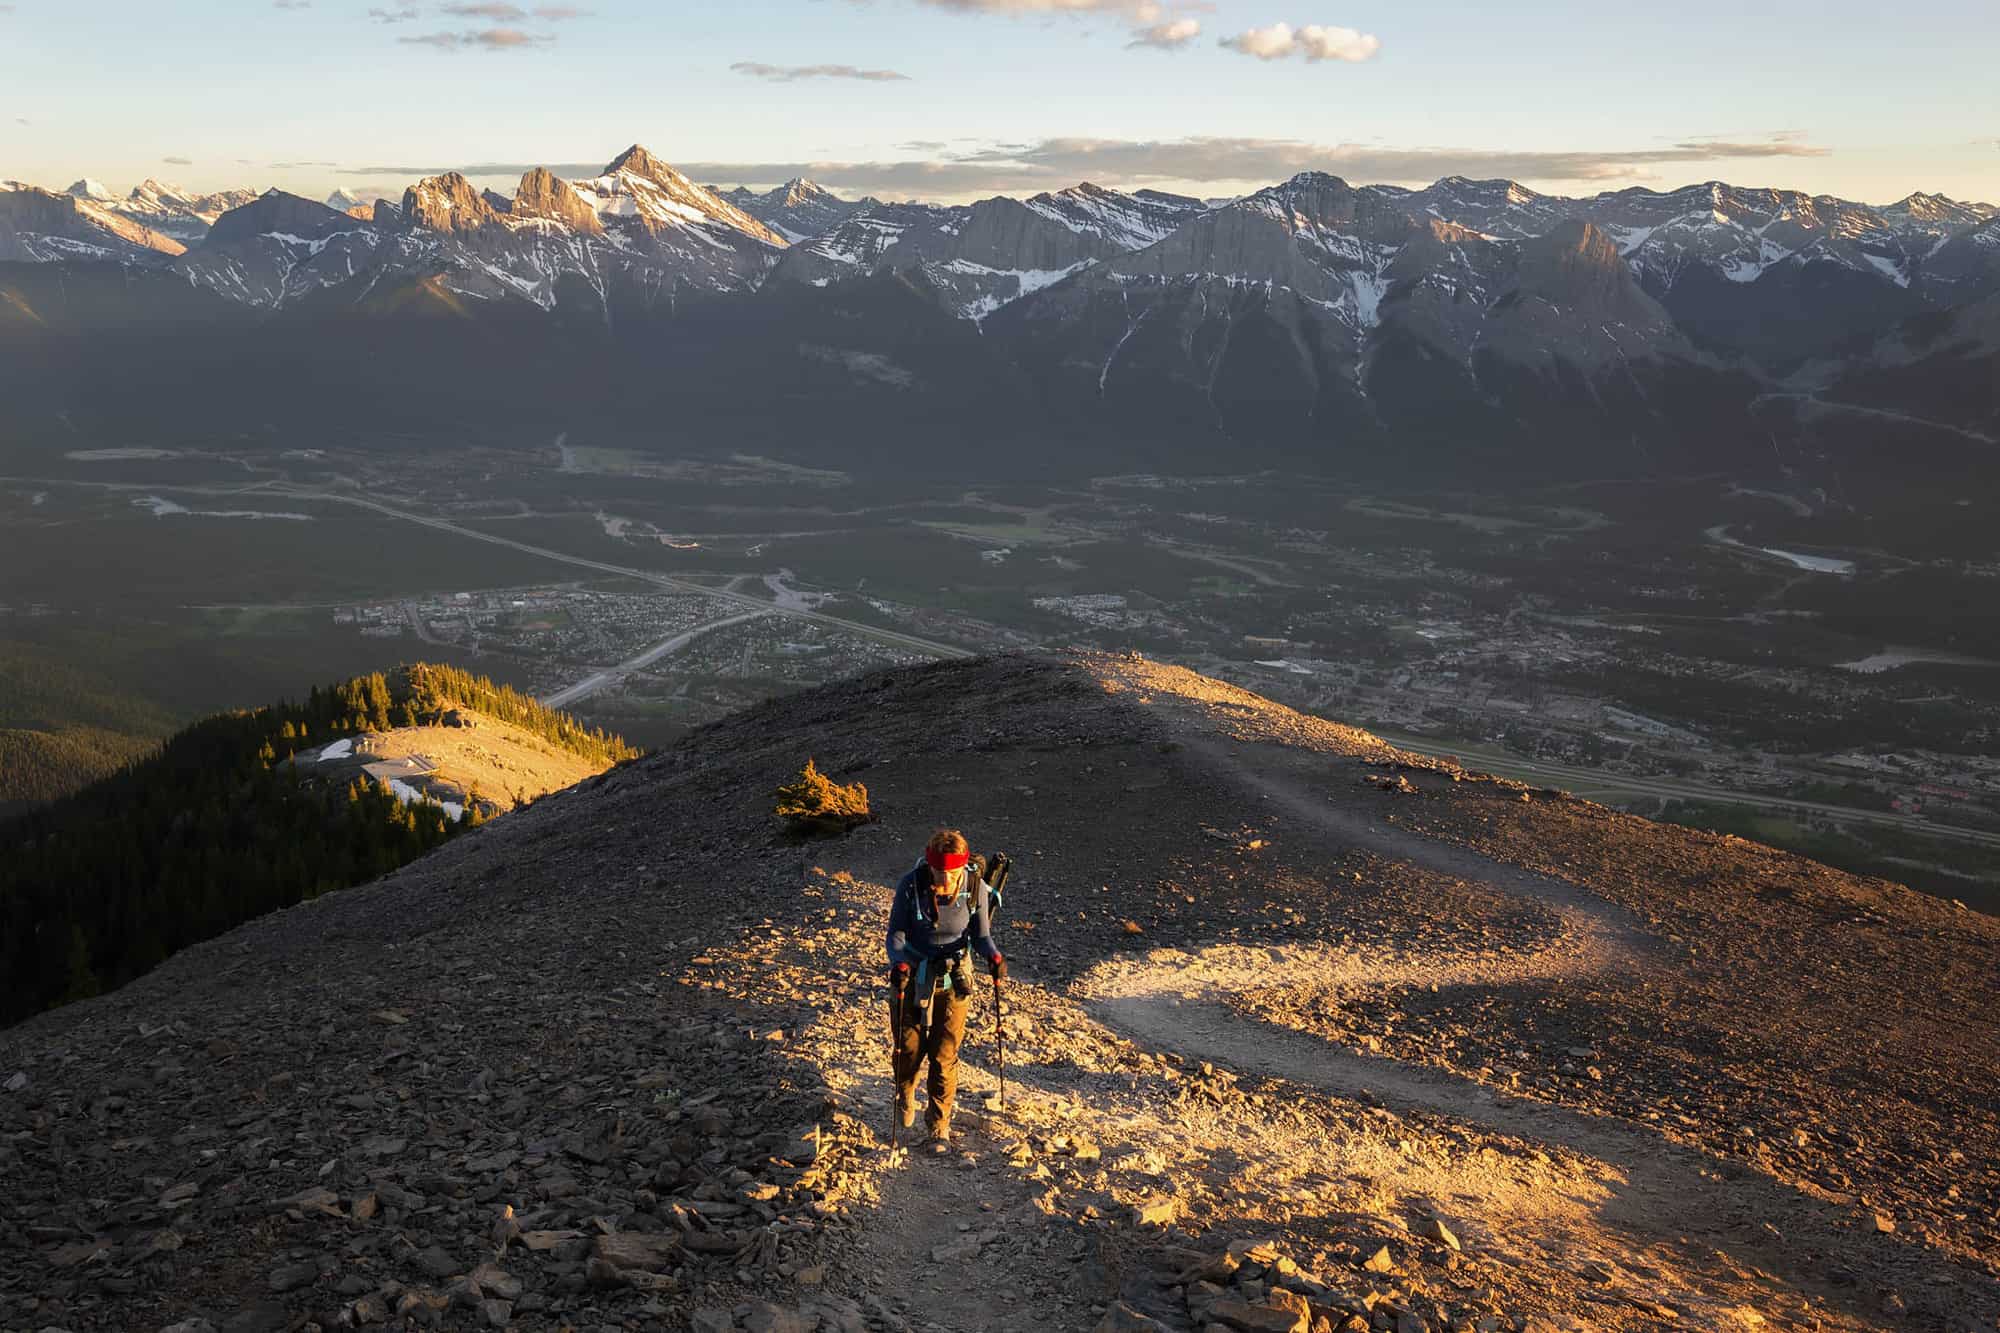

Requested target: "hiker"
[{"left": 886, "top": 828, "right": 1006, "bottom": 1145}]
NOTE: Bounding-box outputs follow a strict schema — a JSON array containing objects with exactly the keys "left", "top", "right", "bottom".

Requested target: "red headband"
[{"left": 926, "top": 846, "right": 970, "bottom": 873}]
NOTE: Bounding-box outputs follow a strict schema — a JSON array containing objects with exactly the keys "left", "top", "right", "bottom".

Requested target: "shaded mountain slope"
[{"left": 2, "top": 653, "right": 1995, "bottom": 1332}]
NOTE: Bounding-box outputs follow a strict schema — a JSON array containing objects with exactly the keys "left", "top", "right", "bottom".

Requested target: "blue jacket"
[{"left": 886, "top": 861, "right": 1002, "bottom": 967}]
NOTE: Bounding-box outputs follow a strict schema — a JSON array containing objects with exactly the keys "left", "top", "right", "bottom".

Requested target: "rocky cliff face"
[
  {"left": 0, "top": 185, "right": 187, "bottom": 262},
  {"left": 512, "top": 168, "right": 603, "bottom": 236},
  {"left": 769, "top": 187, "right": 1197, "bottom": 321},
  {"left": 109, "top": 180, "right": 261, "bottom": 242},
  {"left": 402, "top": 172, "right": 503, "bottom": 235}
]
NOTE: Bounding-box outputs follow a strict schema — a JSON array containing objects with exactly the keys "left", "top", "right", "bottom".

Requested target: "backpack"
[
  {"left": 909, "top": 851, "right": 1012, "bottom": 923},
  {"left": 979, "top": 852, "right": 1012, "bottom": 920}
]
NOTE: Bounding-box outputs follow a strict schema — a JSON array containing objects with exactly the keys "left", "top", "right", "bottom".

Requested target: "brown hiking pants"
[{"left": 890, "top": 965, "right": 969, "bottom": 1131}]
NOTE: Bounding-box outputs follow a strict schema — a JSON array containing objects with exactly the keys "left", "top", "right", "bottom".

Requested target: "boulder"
[
  {"left": 1206, "top": 1299, "right": 1309, "bottom": 1333},
  {"left": 1417, "top": 1217, "right": 1461, "bottom": 1251},
  {"left": 742, "top": 1300, "right": 816, "bottom": 1333},
  {"left": 591, "top": 1232, "right": 681, "bottom": 1271},
  {"left": 1096, "top": 1303, "right": 1174, "bottom": 1332}
]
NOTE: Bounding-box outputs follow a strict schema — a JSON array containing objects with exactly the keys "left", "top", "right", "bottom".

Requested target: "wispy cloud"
[
  {"left": 400, "top": 26, "right": 554, "bottom": 48},
  {"left": 1220, "top": 22, "right": 1378, "bottom": 62},
  {"left": 368, "top": 5, "right": 419, "bottom": 20},
  {"left": 1128, "top": 17, "right": 1199, "bottom": 47},
  {"left": 899, "top": 0, "right": 1211, "bottom": 55},
  {"left": 15, "top": 118, "right": 30, "bottom": 127},
  {"left": 163, "top": 155, "right": 195, "bottom": 166},
  {"left": 435, "top": 2, "right": 587, "bottom": 16},
  {"left": 329, "top": 133, "right": 1830, "bottom": 199},
  {"left": 342, "top": 161, "right": 605, "bottom": 177},
  {"left": 272, "top": 0, "right": 310, "bottom": 9},
  {"left": 910, "top": 0, "right": 1157, "bottom": 10},
  {"left": 656, "top": 132, "right": 1834, "bottom": 198},
  {"left": 731, "top": 61, "right": 911, "bottom": 82}
]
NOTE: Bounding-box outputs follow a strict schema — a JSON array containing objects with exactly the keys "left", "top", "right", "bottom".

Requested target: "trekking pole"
[
  {"left": 992, "top": 972, "right": 1007, "bottom": 1109},
  {"left": 888, "top": 965, "right": 904, "bottom": 1153}
]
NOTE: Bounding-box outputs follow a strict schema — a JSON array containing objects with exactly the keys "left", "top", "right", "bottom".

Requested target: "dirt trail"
[
  {"left": 760, "top": 848, "right": 1095, "bottom": 1333},
  {"left": 1061, "top": 689, "right": 1976, "bottom": 1330},
  {"left": 771, "top": 840, "right": 1821, "bottom": 1332}
]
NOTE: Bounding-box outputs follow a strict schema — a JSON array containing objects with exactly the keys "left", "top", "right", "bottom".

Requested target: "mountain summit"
[{"left": 1, "top": 652, "right": 1993, "bottom": 1331}]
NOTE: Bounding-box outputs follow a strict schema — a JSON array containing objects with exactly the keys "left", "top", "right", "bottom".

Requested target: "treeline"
[
  {"left": 0, "top": 727, "right": 158, "bottom": 812},
  {"left": 256, "top": 664, "right": 634, "bottom": 769},
  {"left": 0, "top": 663, "right": 635, "bottom": 1028},
  {"left": 397, "top": 663, "right": 636, "bottom": 766},
  {"left": 0, "top": 640, "right": 177, "bottom": 808}
]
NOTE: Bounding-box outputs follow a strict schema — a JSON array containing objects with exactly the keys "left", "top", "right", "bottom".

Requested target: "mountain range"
[{"left": 3, "top": 144, "right": 1997, "bottom": 489}]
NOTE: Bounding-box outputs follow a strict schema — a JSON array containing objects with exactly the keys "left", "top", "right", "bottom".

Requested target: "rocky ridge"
[
  {"left": 2, "top": 652, "right": 1996, "bottom": 1333},
  {"left": 720, "top": 180, "right": 879, "bottom": 245}
]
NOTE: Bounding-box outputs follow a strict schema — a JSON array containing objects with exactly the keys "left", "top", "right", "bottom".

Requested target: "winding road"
[
  {"left": 0, "top": 473, "right": 972, "bottom": 663},
  {"left": 539, "top": 608, "right": 772, "bottom": 708}
]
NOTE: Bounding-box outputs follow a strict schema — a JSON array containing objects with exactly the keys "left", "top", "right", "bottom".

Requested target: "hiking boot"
[
  {"left": 926, "top": 1119, "right": 952, "bottom": 1150},
  {"left": 895, "top": 1096, "right": 916, "bottom": 1130}
]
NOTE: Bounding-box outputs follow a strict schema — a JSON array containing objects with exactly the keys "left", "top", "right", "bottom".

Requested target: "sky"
[{"left": 0, "top": 0, "right": 1996, "bottom": 207}]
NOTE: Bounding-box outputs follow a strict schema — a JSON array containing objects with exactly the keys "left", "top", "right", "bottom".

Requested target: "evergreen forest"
[{"left": 0, "top": 663, "right": 635, "bottom": 1027}]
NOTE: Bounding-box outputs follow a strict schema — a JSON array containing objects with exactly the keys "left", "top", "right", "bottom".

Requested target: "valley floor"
[{"left": 2, "top": 653, "right": 1996, "bottom": 1333}]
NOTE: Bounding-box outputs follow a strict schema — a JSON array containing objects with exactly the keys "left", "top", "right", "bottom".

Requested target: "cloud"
[
  {"left": 659, "top": 132, "right": 1832, "bottom": 198},
  {"left": 731, "top": 61, "right": 910, "bottom": 82},
  {"left": 163, "top": 156, "right": 195, "bottom": 166},
  {"left": 342, "top": 161, "right": 605, "bottom": 176},
  {"left": 400, "top": 26, "right": 554, "bottom": 48},
  {"left": 15, "top": 118, "right": 30, "bottom": 127},
  {"left": 331, "top": 133, "right": 1830, "bottom": 199},
  {"left": 368, "top": 5, "right": 419, "bottom": 20},
  {"left": 1128, "top": 17, "right": 1198, "bottom": 47},
  {"left": 912, "top": 0, "right": 1158, "bottom": 11},
  {"left": 1221, "top": 22, "right": 1378, "bottom": 62},
  {"left": 431, "top": 1, "right": 590, "bottom": 15},
  {"left": 272, "top": 0, "right": 310, "bottom": 9}
]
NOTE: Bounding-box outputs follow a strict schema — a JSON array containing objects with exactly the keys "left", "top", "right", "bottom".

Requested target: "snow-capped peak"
[
  {"left": 67, "top": 178, "right": 118, "bottom": 203},
  {"left": 581, "top": 145, "right": 787, "bottom": 247},
  {"left": 130, "top": 179, "right": 194, "bottom": 208}
]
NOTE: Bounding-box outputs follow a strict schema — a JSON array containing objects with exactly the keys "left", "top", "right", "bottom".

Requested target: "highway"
[
  {"left": 540, "top": 609, "right": 772, "bottom": 708},
  {"left": 0, "top": 473, "right": 972, "bottom": 663},
  {"left": 262, "top": 483, "right": 973, "bottom": 662}
]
